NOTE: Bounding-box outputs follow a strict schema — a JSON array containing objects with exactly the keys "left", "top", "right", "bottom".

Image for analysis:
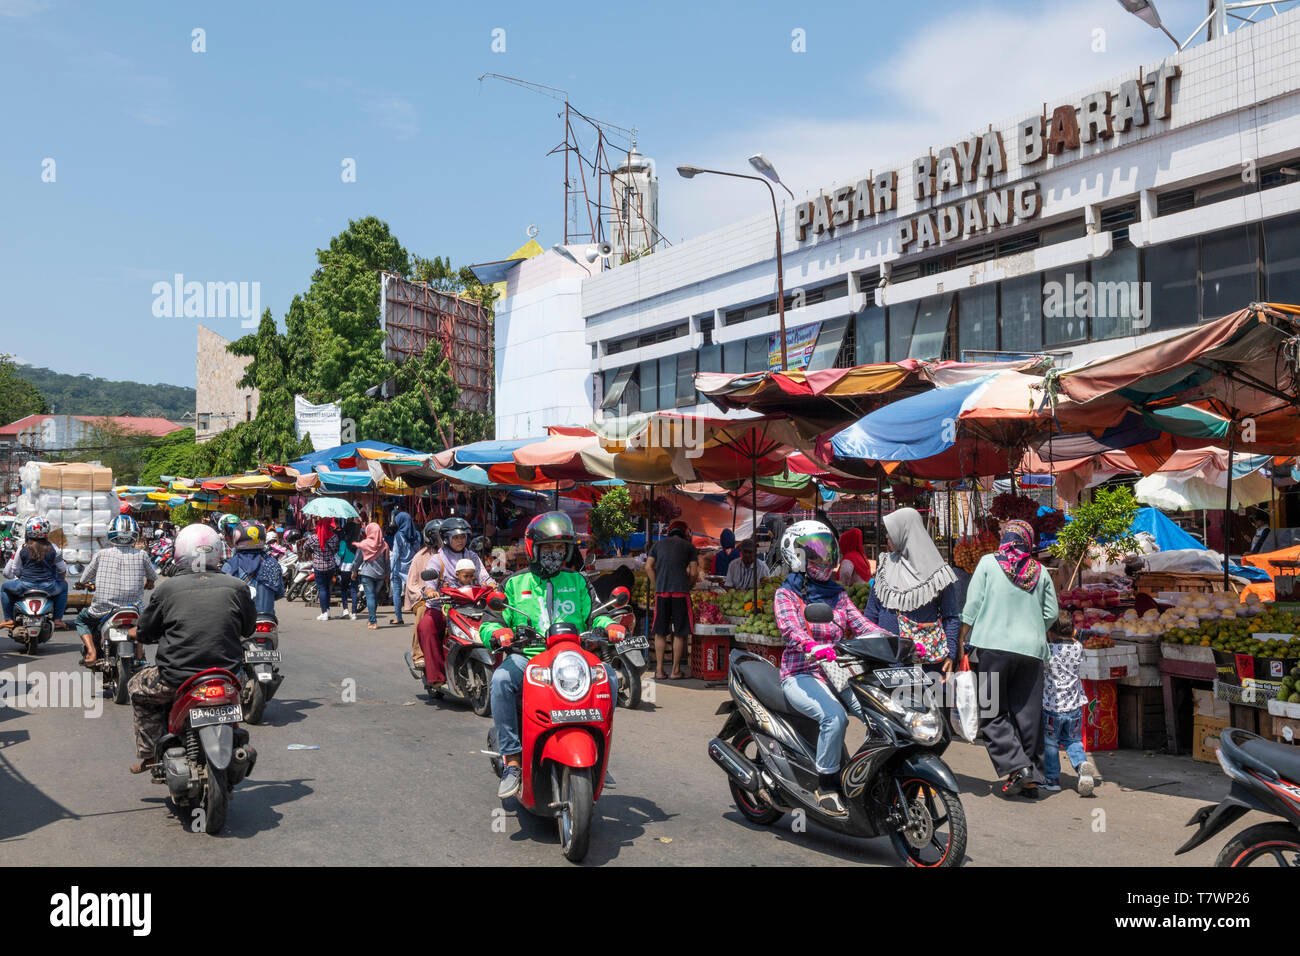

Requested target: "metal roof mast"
[
  {"left": 478, "top": 73, "right": 639, "bottom": 249},
  {"left": 1117, "top": 0, "right": 1300, "bottom": 50}
]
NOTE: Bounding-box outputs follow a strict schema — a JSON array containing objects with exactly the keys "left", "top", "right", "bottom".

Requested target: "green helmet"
[{"left": 525, "top": 511, "right": 576, "bottom": 577}]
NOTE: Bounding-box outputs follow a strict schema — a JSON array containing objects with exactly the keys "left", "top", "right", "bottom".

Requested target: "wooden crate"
[
  {"left": 1271, "top": 714, "right": 1300, "bottom": 744},
  {"left": 1118, "top": 684, "right": 1165, "bottom": 750},
  {"left": 1134, "top": 572, "right": 1227, "bottom": 596}
]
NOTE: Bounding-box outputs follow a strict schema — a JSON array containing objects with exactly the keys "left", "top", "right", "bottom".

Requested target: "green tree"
[
  {"left": 0, "top": 354, "right": 50, "bottom": 424},
  {"left": 1049, "top": 485, "right": 1140, "bottom": 588},
  {"left": 61, "top": 417, "right": 157, "bottom": 484},
  {"left": 588, "top": 486, "right": 638, "bottom": 549},
  {"left": 139, "top": 428, "right": 204, "bottom": 486}
]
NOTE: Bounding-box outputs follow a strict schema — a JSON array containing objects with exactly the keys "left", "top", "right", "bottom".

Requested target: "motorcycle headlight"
[
  {"left": 552, "top": 651, "right": 591, "bottom": 702},
  {"left": 907, "top": 708, "right": 943, "bottom": 745}
]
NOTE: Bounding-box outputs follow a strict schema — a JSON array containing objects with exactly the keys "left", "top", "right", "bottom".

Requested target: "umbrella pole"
[
  {"left": 1225, "top": 428, "right": 1235, "bottom": 591},
  {"left": 752, "top": 453, "right": 759, "bottom": 613}
]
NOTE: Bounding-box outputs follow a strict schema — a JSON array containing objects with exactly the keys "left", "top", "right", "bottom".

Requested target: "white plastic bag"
[{"left": 952, "top": 657, "right": 980, "bottom": 742}]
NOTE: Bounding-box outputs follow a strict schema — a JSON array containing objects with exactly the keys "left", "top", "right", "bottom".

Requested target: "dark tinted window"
[
  {"left": 999, "top": 274, "right": 1042, "bottom": 353},
  {"left": 1145, "top": 237, "right": 1199, "bottom": 331}
]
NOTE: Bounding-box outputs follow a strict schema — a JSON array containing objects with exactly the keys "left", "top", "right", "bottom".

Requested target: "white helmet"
[
  {"left": 779, "top": 520, "right": 840, "bottom": 574},
  {"left": 174, "top": 523, "right": 223, "bottom": 572}
]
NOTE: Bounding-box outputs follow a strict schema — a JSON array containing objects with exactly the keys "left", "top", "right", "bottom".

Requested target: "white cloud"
[
  {"left": 660, "top": 3, "right": 1177, "bottom": 240},
  {"left": 368, "top": 96, "right": 418, "bottom": 139}
]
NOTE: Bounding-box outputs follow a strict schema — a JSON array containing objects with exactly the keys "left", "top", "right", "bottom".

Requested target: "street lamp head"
[
  {"left": 748, "top": 153, "right": 780, "bottom": 182},
  {"left": 1116, "top": 0, "right": 1162, "bottom": 29},
  {"left": 676, "top": 164, "right": 702, "bottom": 179}
]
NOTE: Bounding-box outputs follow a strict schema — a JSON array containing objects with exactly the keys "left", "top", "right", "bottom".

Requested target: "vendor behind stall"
[{"left": 723, "top": 538, "right": 769, "bottom": 591}]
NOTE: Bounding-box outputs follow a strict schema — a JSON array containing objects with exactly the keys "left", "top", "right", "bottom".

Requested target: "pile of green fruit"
[
  {"left": 1162, "top": 607, "right": 1300, "bottom": 659},
  {"left": 1280, "top": 666, "right": 1300, "bottom": 704},
  {"left": 846, "top": 582, "right": 871, "bottom": 612}
]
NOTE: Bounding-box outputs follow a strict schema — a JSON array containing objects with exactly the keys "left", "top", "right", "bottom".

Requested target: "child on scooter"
[{"left": 454, "top": 559, "right": 477, "bottom": 597}]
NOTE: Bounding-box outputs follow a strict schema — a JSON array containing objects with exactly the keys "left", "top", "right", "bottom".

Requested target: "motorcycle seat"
[
  {"left": 19, "top": 589, "right": 52, "bottom": 599},
  {"left": 1228, "top": 729, "right": 1300, "bottom": 785},
  {"left": 734, "top": 657, "right": 802, "bottom": 718}
]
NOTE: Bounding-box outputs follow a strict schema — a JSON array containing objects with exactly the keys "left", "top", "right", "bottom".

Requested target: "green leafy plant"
[
  {"left": 1049, "top": 485, "right": 1139, "bottom": 588},
  {"left": 587, "top": 486, "right": 638, "bottom": 551}
]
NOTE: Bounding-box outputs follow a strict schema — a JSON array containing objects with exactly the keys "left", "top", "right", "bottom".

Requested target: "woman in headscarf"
[
  {"left": 388, "top": 506, "right": 420, "bottom": 627},
  {"left": 837, "top": 527, "right": 875, "bottom": 587},
  {"left": 355, "top": 521, "right": 390, "bottom": 630},
  {"left": 303, "top": 517, "right": 340, "bottom": 621},
  {"left": 953, "top": 518, "right": 1058, "bottom": 799},
  {"left": 405, "top": 520, "right": 443, "bottom": 676},
  {"left": 864, "top": 508, "right": 961, "bottom": 679},
  {"left": 712, "top": 529, "right": 740, "bottom": 577},
  {"left": 762, "top": 516, "right": 788, "bottom": 576}
]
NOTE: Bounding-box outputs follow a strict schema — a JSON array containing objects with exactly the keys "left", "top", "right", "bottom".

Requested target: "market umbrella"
[{"left": 301, "top": 497, "right": 360, "bottom": 520}]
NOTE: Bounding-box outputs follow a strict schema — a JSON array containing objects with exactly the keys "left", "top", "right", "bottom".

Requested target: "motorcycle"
[
  {"left": 410, "top": 573, "right": 497, "bottom": 715},
  {"left": 708, "top": 601, "right": 967, "bottom": 867},
  {"left": 1176, "top": 727, "right": 1300, "bottom": 865},
  {"left": 288, "top": 564, "right": 314, "bottom": 604},
  {"left": 150, "top": 667, "right": 256, "bottom": 835},
  {"left": 483, "top": 588, "right": 628, "bottom": 862},
  {"left": 77, "top": 586, "right": 143, "bottom": 705},
  {"left": 239, "top": 614, "right": 283, "bottom": 724},
  {"left": 7, "top": 586, "right": 54, "bottom": 654},
  {"left": 594, "top": 606, "right": 644, "bottom": 708}
]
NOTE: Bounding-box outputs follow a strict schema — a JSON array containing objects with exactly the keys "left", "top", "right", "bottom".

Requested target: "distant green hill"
[{"left": 14, "top": 366, "right": 194, "bottom": 419}]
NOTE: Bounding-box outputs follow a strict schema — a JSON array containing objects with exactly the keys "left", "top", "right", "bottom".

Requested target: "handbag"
[
  {"left": 898, "top": 613, "right": 948, "bottom": 663},
  {"left": 819, "top": 656, "right": 865, "bottom": 693}
]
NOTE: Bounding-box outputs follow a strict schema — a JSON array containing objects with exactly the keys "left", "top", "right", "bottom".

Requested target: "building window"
[
  {"left": 999, "top": 274, "right": 1042, "bottom": 353},
  {"left": 807, "top": 316, "right": 850, "bottom": 371},
  {"left": 675, "top": 352, "right": 697, "bottom": 407},
  {"left": 638, "top": 359, "right": 657, "bottom": 412},
  {"left": 744, "top": 336, "right": 768, "bottom": 373},
  {"left": 1090, "top": 243, "right": 1142, "bottom": 341},
  {"left": 855, "top": 306, "right": 886, "bottom": 365},
  {"left": 908, "top": 294, "right": 954, "bottom": 359},
  {"left": 1265, "top": 212, "right": 1300, "bottom": 305},
  {"left": 245, "top": 395, "right": 253, "bottom": 422},
  {"left": 658, "top": 355, "right": 676, "bottom": 411},
  {"left": 1201, "top": 226, "right": 1259, "bottom": 322},
  {"left": 197, "top": 413, "right": 211, "bottom": 432},
  {"left": 1144, "top": 236, "right": 1198, "bottom": 331},
  {"left": 695, "top": 343, "right": 721, "bottom": 404},
  {"left": 887, "top": 303, "right": 914, "bottom": 361},
  {"left": 1042, "top": 266, "right": 1088, "bottom": 347},
  {"left": 957, "top": 284, "right": 997, "bottom": 356},
  {"left": 600, "top": 366, "right": 635, "bottom": 411},
  {"left": 722, "top": 339, "right": 745, "bottom": 373}
]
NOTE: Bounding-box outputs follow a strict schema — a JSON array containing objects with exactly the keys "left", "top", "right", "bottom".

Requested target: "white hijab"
[{"left": 873, "top": 507, "right": 957, "bottom": 613}]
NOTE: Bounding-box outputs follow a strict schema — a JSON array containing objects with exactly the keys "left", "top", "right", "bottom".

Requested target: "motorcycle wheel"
[
  {"left": 486, "top": 728, "right": 503, "bottom": 778},
  {"left": 468, "top": 659, "right": 492, "bottom": 717},
  {"left": 242, "top": 675, "right": 268, "bottom": 725},
  {"left": 302, "top": 582, "right": 318, "bottom": 605},
  {"left": 112, "top": 658, "right": 132, "bottom": 705},
  {"left": 729, "top": 730, "right": 782, "bottom": 825},
  {"left": 888, "top": 778, "right": 966, "bottom": 868},
  {"left": 24, "top": 628, "right": 39, "bottom": 655},
  {"left": 555, "top": 764, "right": 593, "bottom": 863},
  {"left": 37, "top": 621, "right": 53, "bottom": 645},
  {"left": 1216, "top": 823, "right": 1300, "bottom": 866},
  {"left": 203, "top": 765, "right": 229, "bottom": 835},
  {"left": 614, "top": 659, "right": 641, "bottom": 710}
]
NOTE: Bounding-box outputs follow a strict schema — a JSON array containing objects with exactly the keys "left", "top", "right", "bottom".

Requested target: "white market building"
[{"left": 491, "top": 9, "right": 1300, "bottom": 438}]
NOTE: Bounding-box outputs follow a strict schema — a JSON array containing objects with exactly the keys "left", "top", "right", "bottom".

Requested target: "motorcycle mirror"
[
  {"left": 611, "top": 586, "right": 631, "bottom": 607},
  {"left": 487, "top": 592, "right": 508, "bottom": 612},
  {"left": 420, "top": 567, "right": 439, "bottom": 581},
  {"left": 804, "top": 602, "right": 834, "bottom": 625}
]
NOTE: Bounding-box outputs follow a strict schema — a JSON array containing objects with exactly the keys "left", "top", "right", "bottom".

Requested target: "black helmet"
[
  {"left": 441, "top": 517, "right": 472, "bottom": 544},
  {"left": 469, "top": 535, "right": 491, "bottom": 558},
  {"left": 525, "top": 511, "right": 577, "bottom": 577},
  {"left": 422, "top": 519, "right": 443, "bottom": 548}
]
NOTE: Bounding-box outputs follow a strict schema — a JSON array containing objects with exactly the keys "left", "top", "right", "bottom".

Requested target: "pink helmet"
[{"left": 174, "top": 523, "right": 223, "bottom": 571}]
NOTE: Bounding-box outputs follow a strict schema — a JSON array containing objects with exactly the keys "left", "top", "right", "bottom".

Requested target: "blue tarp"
[
  {"left": 454, "top": 438, "right": 542, "bottom": 465},
  {"left": 313, "top": 468, "right": 377, "bottom": 492},
  {"left": 288, "top": 440, "right": 423, "bottom": 474},
  {"left": 832, "top": 377, "right": 988, "bottom": 462},
  {"left": 1131, "top": 507, "right": 1270, "bottom": 582}
]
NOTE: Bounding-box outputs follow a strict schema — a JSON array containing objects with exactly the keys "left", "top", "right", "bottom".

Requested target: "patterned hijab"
[{"left": 995, "top": 519, "right": 1042, "bottom": 592}]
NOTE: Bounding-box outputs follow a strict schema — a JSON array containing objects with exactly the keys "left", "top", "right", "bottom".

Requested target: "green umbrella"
[{"left": 302, "top": 498, "right": 359, "bottom": 520}]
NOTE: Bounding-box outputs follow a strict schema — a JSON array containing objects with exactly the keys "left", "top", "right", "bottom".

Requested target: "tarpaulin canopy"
[
  {"left": 1130, "top": 508, "right": 1270, "bottom": 582},
  {"left": 1134, "top": 454, "right": 1273, "bottom": 511},
  {"left": 592, "top": 412, "right": 802, "bottom": 484},
  {"left": 452, "top": 438, "right": 542, "bottom": 465},
  {"left": 288, "top": 440, "right": 423, "bottom": 473}
]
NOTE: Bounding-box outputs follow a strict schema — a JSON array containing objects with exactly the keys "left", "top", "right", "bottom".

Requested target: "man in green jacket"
[{"left": 481, "top": 512, "right": 625, "bottom": 800}]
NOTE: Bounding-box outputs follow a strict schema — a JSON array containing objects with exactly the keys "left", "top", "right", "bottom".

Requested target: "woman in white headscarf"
[{"left": 863, "top": 508, "right": 962, "bottom": 678}]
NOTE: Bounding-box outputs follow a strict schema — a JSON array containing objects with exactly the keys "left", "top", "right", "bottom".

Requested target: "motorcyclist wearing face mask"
[{"left": 479, "top": 512, "right": 624, "bottom": 800}]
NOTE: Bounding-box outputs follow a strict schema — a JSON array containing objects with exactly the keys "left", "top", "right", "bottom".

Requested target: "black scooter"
[
  {"left": 709, "top": 601, "right": 967, "bottom": 867},
  {"left": 1176, "top": 727, "right": 1300, "bottom": 866}
]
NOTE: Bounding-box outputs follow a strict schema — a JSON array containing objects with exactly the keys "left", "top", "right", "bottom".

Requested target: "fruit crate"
[
  {"left": 1267, "top": 698, "right": 1300, "bottom": 719},
  {"left": 1080, "top": 646, "right": 1138, "bottom": 681},
  {"left": 690, "top": 635, "right": 731, "bottom": 681},
  {"left": 1161, "top": 642, "right": 1216, "bottom": 664},
  {"left": 692, "top": 624, "right": 736, "bottom": 636},
  {"left": 1134, "top": 572, "right": 1227, "bottom": 596},
  {"left": 1214, "top": 679, "right": 1282, "bottom": 708}
]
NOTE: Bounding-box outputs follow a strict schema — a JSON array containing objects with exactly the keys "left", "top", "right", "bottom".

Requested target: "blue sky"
[{"left": 0, "top": 0, "right": 1258, "bottom": 387}]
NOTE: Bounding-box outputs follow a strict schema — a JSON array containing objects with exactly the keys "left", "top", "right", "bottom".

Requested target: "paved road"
[{"left": 0, "top": 598, "right": 1250, "bottom": 866}]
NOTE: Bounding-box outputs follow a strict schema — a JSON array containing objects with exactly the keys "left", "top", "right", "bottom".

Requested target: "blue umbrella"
[{"left": 302, "top": 498, "right": 359, "bottom": 519}]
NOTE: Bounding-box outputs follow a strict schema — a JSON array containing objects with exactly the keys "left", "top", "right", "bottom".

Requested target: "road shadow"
[
  {"left": 141, "top": 776, "right": 315, "bottom": 839},
  {"left": 718, "top": 807, "right": 968, "bottom": 867},
  {"left": 585, "top": 794, "right": 676, "bottom": 865},
  {"left": 0, "top": 745, "right": 81, "bottom": 841},
  {"left": 256, "top": 698, "right": 323, "bottom": 726}
]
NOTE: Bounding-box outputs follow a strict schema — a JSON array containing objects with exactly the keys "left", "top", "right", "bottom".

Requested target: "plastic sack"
[{"left": 951, "top": 655, "right": 980, "bottom": 742}]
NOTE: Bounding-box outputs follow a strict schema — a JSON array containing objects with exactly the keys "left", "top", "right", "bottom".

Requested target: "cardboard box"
[
  {"left": 1082, "top": 678, "right": 1118, "bottom": 751},
  {"left": 36, "top": 462, "right": 114, "bottom": 492},
  {"left": 1194, "top": 688, "right": 1231, "bottom": 719},
  {"left": 1193, "top": 713, "right": 1231, "bottom": 763}
]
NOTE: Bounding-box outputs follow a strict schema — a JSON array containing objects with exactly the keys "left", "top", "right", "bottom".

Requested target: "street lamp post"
[{"left": 677, "top": 164, "right": 789, "bottom": 371}]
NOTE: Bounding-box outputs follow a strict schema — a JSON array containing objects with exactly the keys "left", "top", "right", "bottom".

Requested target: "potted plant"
[
  {"left": 587, "top": 486, "right": 638, "bottom": 556},
  {"left": 1048, "top": 486, "right": 1139, "bottom": 590}
]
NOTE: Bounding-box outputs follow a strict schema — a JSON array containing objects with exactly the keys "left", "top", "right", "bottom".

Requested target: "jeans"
[
  {"left": 1043, "top": 707, "right": 1088, "bottom": 784},
  {"left": 391, "top": 570, "right": 407, "bottom": 623},
  {"left": 360, "top": 575, "right": 381, "bottom": 624},
  {"left": 2, "top": 578, "right": 68, "bottom": 621},
  {"left": 336, "top": 569, "right": 358, "bottom": 613},
  {"left": 781, "top": 673, "right": 866, "bottom": 774},
  {"left": 315, "top": 568, "right": 336, "bottom": 614},
  {"left": 491, "top": 653, "right": 618, "bottom": 757}
]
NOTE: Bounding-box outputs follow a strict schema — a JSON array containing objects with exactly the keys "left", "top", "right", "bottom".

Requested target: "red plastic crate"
[
  {"left": 740, "top": 642, "right": 782, "bottom": 670},
  {"left": 690, "top": 635, "right": 731, "bottom": 680}
]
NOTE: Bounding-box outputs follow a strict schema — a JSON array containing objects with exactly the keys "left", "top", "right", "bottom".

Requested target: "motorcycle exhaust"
[
  {"left": 708, "top": 737, "right": 761, "bottom": 795},
  {"left": 229, "top": 745, "right": 257, "bottom": 785}
]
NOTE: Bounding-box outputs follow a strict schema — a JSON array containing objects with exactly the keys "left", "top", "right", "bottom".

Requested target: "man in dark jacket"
[{"left": 127, "top": 523, "right": 254, "bottom": 773}]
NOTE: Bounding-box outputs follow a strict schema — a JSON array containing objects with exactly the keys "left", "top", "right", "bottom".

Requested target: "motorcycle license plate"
[
  {"left": 107, "top": 632, "right": 133, "bottom": 644},
  {"left": 619, "top": 635, "right": 649, "bottom": 651},
  {"left": 874, "top": 665, "right": 925, "bottom": 688},
  {"left": 244, "top": 649, "right": 281, "bottom": 663},
  {"left": 549, "top": 708, "right": 602, "bottom": 723},
  {"left": 190, "top": 704, "right": 242, "bottom": 727}
]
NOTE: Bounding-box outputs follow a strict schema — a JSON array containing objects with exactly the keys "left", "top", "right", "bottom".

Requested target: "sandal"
[
  {"left": 128, "top": 760, "right": 158, "bottom": 775},
  {"left": 367, "top": 623, "right": 378, "bottom": 630}
]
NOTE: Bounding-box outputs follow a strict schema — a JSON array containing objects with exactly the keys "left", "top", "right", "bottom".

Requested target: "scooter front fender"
[
  {"left": 892, "top": 749, "right": 959, "bottom": 793},
  {"left": 541, "top": 726, "right": 599, "bottom": 768},
  {"left": 198, "top": 724, "right": 234, "bottom": 771}
]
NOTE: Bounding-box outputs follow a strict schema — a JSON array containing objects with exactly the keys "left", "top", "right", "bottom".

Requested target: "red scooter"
[
  {"left": 413, "top": 576, "right": 499, "bottom": 716},
  {"left": 484, "top": 588, "right": 629, "bottom": 862}
]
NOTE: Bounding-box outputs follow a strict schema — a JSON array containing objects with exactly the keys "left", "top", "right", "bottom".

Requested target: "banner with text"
[
  {"left": 294, "top": 396, "right": 342, "bottom": 451},
  {"left": 769, "top": 323, "right": 819, "bottom": 370}
]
